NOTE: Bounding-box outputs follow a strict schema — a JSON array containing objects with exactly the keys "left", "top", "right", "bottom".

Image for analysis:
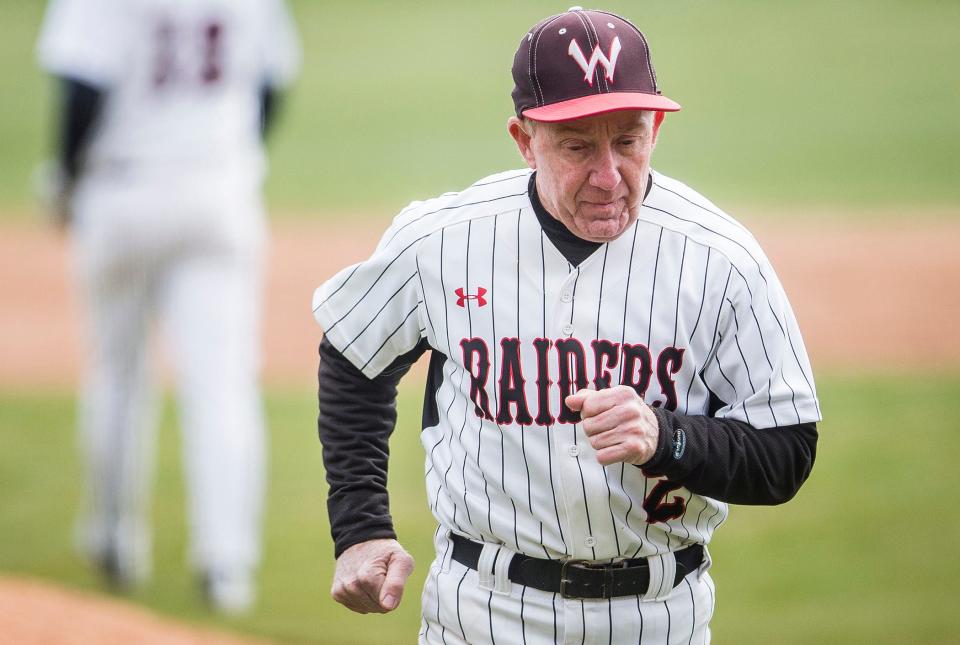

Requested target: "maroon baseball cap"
[{"left": 512, "top": 7, "right": 680, "bottom": 122}]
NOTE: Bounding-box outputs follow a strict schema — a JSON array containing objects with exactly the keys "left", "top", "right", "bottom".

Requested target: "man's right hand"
[
  {"left": 31, "top": 160, "right": 73, "bottom": 230},
  {"left": 331, "top": 538, "right": 415, "bottom": 614}
]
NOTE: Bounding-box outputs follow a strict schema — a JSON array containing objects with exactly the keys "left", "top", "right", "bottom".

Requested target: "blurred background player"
[{"left": 35, "top": 0, "right": 300, "bottom": 613}]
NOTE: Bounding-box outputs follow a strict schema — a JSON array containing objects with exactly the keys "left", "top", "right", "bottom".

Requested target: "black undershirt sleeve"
[
  {"left": 317, "top": 336, "right": 428, "bottom": 558},
  {"left": 259, "top": 84, "right": 283, "bottom": 140},
  {"left": 57, "top": 77, "right": 105, "bottom": 181},
  {"left": 643, "top": 407, "right": 818, "bottom": 505}
]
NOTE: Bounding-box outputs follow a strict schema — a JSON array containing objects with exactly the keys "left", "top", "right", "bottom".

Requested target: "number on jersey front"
[
  {"left": 153, "top": 18, "right": 225, "bottom": 89},
  {"left": 643, "top": 479, "right": 686, "bottom": 523}
]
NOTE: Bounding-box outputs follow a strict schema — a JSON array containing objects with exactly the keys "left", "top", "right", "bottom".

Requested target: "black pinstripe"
[
  {"left": 595, "top": 243, "right": 623, "bottom": 555},
  {"left": 580, "top": 599, "right": 586, "bottom": 645},
  {"left": 651, "top": 180, "right": 749, "bottom": 235},
  {"left": 685, "top": 577, "right": 697, "bottom": 645},
  {"left": 455, "top": 567, "right": 469, "bottom": 640},
  {"left": 552, "top": 593, "right": 558, "bottom": 644},
  {"left": 487, "top": 549, "right": 498, "bottom": 644},
  {"left": 358, "top": 305, "right": 419, "bottom": 372},
  {"left": 619, "top": 223, "right": 642, "bottom": 547},
  {"left": 443, "top": 227, "right": 474, "bottom": 532},
  {"left": 568, "top": 267, "right": 598, "bottom": 561},
  {"left": 317, "top": 233, "right": 426, "bottom": 330},
  {"left": 438, "top": 531, "right": 453, "bottom": 626},
  {"left": 516, "top": 213, "right": 535, "bottom": 540},
  {"left": 416, "top": 253, "right": 437, "bottom": 346},
  {"left": 607, "top": 598, "right": 613, "bottom": 645},
  {"left": 673, "top": 236, "right": 689, "bottom": 346},
  {"left": 665, "top": 597, "right": 672, "bottom": 643},
  {"left": 541, "top": 230, "right": 566, "bottom": 554},
  {"left": 683, "top": 248, "right": 714, "bottom": 413},
  {"left": 520, "top": 584, "right": 528, "bottom": 645},
  {"left": 669, "top": 235, "right": 693, "bottom": 543},
  {"left": 636, "top": 228, "right": 665, "bottom": 557},
  {"left": 726, "top": 300, "right": 762, "bottom": 420},
  {"left": 712, "top": 337, "right": 747, "bottom": 424},
  {"left": 636, "top": 592, "right": 645, "bottom": 643},
  {"left": 314, "top": 264, "right": 360, "bottom": 311},
  {"left": 703, "top": 504, "right": 725, "bottom": 537},
  {"left": 382, "top": 190, "right": 528, "bottom": 249},
  {"left": 340, "top": 272, "right": 418, "bottom": 353}
]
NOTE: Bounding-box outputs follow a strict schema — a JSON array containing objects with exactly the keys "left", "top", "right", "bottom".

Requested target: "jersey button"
[
  {"left": 560, "top": 290, "right": 573, "bottom": 303},
  {"left": 584, "top": 536, "right": 597, "bottom": 547},
  {"left": 561, "top": 323, "right": 574, "bottom": 336},
  {"left": 567, "top": 445, "right": 580, "bottom": 457}
]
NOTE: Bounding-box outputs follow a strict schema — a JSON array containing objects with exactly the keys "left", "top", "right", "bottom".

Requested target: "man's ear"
[
  {"left": 507, "top": 116, "right": 537, "bottom": 170},
  {"left": 651, "top": 111, "right": 666, "bottom": 148}
]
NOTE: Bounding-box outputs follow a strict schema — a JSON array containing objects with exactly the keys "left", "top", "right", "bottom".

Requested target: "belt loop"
[
  {"left": 696, "top": 545, "right": 712, "bottom": 581},
  {"left": 492, "top": 546, "right": 513, "bottom": 595},
  {"left": 440, "top": 530, "right": 454, "bottom": 573},
  {"left": 477, "top": 543, "right": 513, "bottom": 595},
  {"left": 640, "top": 552, "right": 676, "bottom": 602}
]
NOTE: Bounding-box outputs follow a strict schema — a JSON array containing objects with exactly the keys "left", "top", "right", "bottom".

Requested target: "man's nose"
[{"left": 589, "top": 146, "right": 621, "bottom": 191}]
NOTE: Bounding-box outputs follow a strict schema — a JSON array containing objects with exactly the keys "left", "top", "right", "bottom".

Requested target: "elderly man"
[{"left": 313, "top": 7, "right": 820, "bottom": 643}]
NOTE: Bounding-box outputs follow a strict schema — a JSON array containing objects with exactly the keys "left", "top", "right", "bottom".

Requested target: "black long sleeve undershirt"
[
  {"left": 259, "top": 85, "right": 283, "bottom": 140},
  {"left": 57, "top": 77, "right": 105, "bottom": 181},
  {"left": 318, "top": 337, "right": 428, "bottom": 557},
  {"left": 643, "top": 407, "right": 817, "bottom": 505}
]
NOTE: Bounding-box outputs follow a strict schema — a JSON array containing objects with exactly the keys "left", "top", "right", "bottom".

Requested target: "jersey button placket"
[{"left": 552, "top": 274, "right": 577, "bottom": 338}]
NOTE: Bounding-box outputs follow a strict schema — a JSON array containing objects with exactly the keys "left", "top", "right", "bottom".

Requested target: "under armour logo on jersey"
[
  {"left": 455, "top": 287, "right": 487, "bottom": 307},
  {"left": 568, "top": 36, "right": 622, "bottom": 85}
]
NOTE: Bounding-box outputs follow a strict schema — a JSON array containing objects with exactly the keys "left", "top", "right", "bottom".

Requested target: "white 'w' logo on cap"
[{"left": 567, "top": 36, "right": 622, "bottom": 85}]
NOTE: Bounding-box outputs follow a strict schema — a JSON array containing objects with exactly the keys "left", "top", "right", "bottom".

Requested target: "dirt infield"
[
  {"left": 0, "top": 577, "right": 272, "bottom": 644},
  {"left": 2, "top": 215, "right": 959, "bottom": 391}
]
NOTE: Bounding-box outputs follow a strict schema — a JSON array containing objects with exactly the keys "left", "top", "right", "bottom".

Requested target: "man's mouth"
[{"left": 581, "top": 198, "right": 623, "bottom": 215}]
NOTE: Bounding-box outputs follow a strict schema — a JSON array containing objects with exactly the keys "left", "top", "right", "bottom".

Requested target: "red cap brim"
[{"left": 522, "top": 92, "right": 681, "bottom": 122}]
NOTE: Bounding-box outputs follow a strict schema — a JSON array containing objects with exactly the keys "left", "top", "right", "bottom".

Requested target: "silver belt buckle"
[
  {"left": 561, "top": 559, "right": 631, "bottom": 599},
  {"left": 559, "top": 559, "right": 590, "bottom": 599}
]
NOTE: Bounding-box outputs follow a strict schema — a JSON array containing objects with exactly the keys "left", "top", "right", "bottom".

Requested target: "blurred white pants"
[{"left": 71, "top": 166, "right": 267, "bottom": 577}]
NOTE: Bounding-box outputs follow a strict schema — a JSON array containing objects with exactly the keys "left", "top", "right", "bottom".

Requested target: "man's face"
[{"left": 508, "top": 110, "right": 658, "bottom": 242}]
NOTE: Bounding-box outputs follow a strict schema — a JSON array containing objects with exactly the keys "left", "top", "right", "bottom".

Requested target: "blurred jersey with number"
[{"left": 37, "top": 0, "right": 300, "bottom": 181}]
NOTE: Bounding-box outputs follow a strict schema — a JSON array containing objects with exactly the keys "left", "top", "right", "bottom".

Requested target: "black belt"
[{"left": 450, "top": 533, "right": 703, "bottom": 600}]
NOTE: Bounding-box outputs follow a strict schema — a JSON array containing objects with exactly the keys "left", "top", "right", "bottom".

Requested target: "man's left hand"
[{"left": 565, "top": 385, "right": 660, "bottom": 466}]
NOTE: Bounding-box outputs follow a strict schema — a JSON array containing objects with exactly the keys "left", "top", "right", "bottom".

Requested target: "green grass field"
[
  {"left": 2, "top": 375, "right": 959, "bottom": 644},
  {"left": 2, "top": 1, "right": 959, "bottom": 215}
]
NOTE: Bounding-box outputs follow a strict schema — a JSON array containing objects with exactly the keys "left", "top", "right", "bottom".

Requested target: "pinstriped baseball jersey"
[{"left": 312, "top": 167, "right": 820, "bottom": 562}]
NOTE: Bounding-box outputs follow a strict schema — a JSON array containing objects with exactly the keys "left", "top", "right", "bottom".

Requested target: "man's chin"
[
  {"left": 578, "top": 220, "right": 627, "bottom": 241},
  {"left": 575, "top": 212, "right": 631, "bottom": 241}
]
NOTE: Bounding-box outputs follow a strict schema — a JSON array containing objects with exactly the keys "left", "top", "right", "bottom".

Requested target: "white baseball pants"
[
  {"left": 71, "top": 168, "right": 266, "bottom": 577},
  {"left": 419, "top": 532, "right": 715, "bottom": 644}
]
